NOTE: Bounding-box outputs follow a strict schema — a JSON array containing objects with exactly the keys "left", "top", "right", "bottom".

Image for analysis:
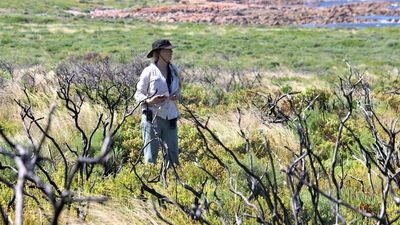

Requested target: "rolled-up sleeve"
[{"left": 134, "top": 68, "right": 150, "bottom": 103}]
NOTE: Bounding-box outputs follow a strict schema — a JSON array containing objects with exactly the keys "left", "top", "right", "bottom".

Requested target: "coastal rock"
[{"left": 89, "top": 0, "right": 400, "bottom": 26}]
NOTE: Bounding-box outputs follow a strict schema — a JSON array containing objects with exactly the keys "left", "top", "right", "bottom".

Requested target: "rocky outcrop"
[{"left": 89, "top": 0, "right": 400, "bottom": 26}]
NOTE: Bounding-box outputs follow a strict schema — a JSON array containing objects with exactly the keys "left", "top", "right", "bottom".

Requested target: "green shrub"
[
  {"left": 89, "top": 166, "right": 139, "bottom": 198},
  {"left": 178, "top": 123, "right": 205, "bottom": 161},
  {"left": 182, "top": 84, "right": 227, "bottom": 107},
  {"left": 292, "top": 87, "right": 332, "bottom": 112},
  {"left": 0, "top": 118, "right": 19, "bottom": 136},
  {"left": 114, "top": 115, "right": 143, "bottom": 161},
  {"left": 281, "top": 84, "right": 293, "bottom": 94}
]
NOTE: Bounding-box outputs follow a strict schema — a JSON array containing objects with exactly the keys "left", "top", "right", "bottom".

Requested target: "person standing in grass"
[{"left": 134, "top": 39, "right": 181, "bottom": 165}]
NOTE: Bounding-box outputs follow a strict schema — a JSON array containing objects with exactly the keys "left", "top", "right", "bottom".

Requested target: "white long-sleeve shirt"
[{"left": 134, "top": 63, "right": 180, "bottom": 120}]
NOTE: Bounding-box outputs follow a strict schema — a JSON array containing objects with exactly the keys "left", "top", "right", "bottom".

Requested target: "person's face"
[{"left": 159, "top": 48, "right": 173, "bottom": 62}]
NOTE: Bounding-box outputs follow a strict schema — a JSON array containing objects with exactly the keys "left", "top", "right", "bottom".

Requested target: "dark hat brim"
[{"left": 146, "top": 45, "right": 177, "bottom": 58}]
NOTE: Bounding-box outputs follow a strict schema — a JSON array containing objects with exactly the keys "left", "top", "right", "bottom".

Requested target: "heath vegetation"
[{"left": 1, "top": 1, "right": 400, "bottom": 225}]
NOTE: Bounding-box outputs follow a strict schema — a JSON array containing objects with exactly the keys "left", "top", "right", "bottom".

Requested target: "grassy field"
[
  {"left": 0, "top": 0, "right": 173, "bottom": 14},
  {"left": 0, "top": 11, "right": 400, "bottom": 75},
  {"left": 2, "top": 1, "right": 400, "bottom": 225}
]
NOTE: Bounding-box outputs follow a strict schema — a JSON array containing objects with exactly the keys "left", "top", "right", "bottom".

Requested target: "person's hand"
[
  {"left": 146, "top": 95, "right": 167, "bottom": 105},
  {"left": 169, "top": 94, "right": 179, "bottom": 101}
]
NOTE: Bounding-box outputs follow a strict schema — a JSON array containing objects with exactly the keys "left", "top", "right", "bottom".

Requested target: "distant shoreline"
[{"left": 89, "top": 0, "right": 400, "bottom": 27}]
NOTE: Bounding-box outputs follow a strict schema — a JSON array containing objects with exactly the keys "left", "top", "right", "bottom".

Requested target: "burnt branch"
[
  {"left": 0, "top": 55, "right": 145, "bottom": 224},
  {"left": 0, "top": 59, "right": 15, "bottom": 76}
]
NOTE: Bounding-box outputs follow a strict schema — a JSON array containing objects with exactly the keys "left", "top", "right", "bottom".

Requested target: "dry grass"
[
  {"left": 263, "top": 69, "right": 331, "bottom": 92},
  {"left": 217, "top": 66, "right": 328, "bottom": 87},
  {"left": 207, "top": 110, "right": 299, "bottom": 165},
  {"left": 61, "top": 199, "right": 166, "bottom": 225},
  {"left": 0, "top": 67, "right": 170, "bottom": 225},
  {"left": 0, "top": 22, "right": 144, "bottom": 36},
  {"left": 0, "top": 66, "right": 329, "bottom": 224},
  {"left": 183, "top": 67, "right": 329, "bottom": 95},
  {"left": 46, "top": 25, "right": 139, "bottom": 34},
  {"left": 0, "top": 66, "right": 104, "bottom": 148}
]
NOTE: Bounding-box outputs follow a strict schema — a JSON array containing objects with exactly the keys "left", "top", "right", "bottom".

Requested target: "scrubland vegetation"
[{"left": 1, "top": 1, "right": 400, "bottom": 225}]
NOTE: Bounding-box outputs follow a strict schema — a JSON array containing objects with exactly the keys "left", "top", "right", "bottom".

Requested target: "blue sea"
[{"left": 303, "top": 0, "right": 400, "bottom": 27}]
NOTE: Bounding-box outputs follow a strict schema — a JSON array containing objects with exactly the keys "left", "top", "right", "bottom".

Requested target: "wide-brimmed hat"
[{"left": 147, "top": 39, "right": 177, "bottom": 58}]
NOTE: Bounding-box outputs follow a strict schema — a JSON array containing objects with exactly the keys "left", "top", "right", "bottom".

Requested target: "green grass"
[
  {"left": 2, "top": 2, "right": 400, "bottom": 224},
  {"left": 1, "top": 0, "right": 400, "bottom": 75},
  {"left": 0, "top": 0, "right": 174, "bottom": 14},
  {"left": 1, "top": 14, "right": 399, "bottom": 75}
]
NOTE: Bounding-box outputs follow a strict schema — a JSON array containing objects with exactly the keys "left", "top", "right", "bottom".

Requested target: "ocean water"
[
  {"left": 303, "top": 21, "right": 400, "bottom": 27},
  {"left": 303, "top": 0, "right": 400, "bottom": 27},
  {"left": 306, "top": 0, "right": 400, "bottom": 7}
]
